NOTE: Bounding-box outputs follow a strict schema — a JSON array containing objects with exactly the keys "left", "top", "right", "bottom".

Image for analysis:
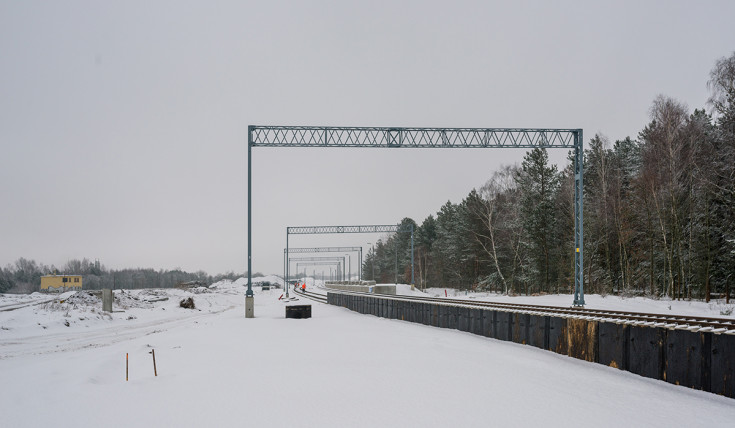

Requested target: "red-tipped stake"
[{"left": 126, "top": 353, "right": 129, "bottom": 381}]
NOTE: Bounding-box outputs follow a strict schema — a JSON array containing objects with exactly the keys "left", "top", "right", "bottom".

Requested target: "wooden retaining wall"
[{"left": 327, "top": 293, "right": 735, "bottom": 398}]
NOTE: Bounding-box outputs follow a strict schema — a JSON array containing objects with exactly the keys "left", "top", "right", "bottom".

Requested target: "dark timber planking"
[{"left": 328, "top": 292, "right": 735, "bottom": 399}]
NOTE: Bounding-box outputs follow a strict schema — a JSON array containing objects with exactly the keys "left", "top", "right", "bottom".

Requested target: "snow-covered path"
[{"left": 1, "top": 283, "right": 734, "bottom": 427}]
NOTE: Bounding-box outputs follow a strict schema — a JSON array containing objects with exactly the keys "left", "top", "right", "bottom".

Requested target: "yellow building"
[{"left": 40, "top": 275, "right": 82, "bottom": 291}]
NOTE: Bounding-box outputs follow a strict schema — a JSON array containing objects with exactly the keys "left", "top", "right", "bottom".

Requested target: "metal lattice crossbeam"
[
  {"left": 294, "top": 261, "right": 342, "bottom": 270},
  {"left": 284, "top": 246, "right": 364, "bottom": 284},
  {"left": 285, "top": 223, "right": 415, "bottom": 287},
  {"left": 250, "top": 126, "right": 577, "bottom": 149},
  {"left": 295, "top": 261, "right": 342, "bottom": 269},
  {"left": 285, "top": 246, "right": 362, "bottom": 253},
  {"left": 287, "top": 225, "right": 410, "bottom": 234},
  {"left": 289, "top": 256, "right": 346, "bottom": 262}
]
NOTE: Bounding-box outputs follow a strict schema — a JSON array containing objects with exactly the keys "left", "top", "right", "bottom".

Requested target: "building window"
[{"left": 63, "top": 278, "right": 68, "bottom": 283}]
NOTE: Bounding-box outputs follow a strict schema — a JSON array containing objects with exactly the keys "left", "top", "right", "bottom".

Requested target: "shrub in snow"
[{"left": 179, "top": 297, "right": 195, "bottom": 309}]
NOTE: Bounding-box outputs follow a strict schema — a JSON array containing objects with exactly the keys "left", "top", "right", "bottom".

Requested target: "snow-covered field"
[{"left": 1, "top": 278, "right": 734, "bottom": 427}]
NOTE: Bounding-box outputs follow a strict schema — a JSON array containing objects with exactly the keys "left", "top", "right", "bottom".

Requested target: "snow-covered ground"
[
  {"left": 421, "top": 287, "right": 735, "bottom": 318},
  {"left": 1, "top": 278, "right": 734, "bottom": 427}
]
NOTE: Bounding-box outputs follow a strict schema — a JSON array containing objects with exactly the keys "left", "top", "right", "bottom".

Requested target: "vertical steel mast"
[{"left": 573, "top": 129, "right": 585, "bottom": 306}]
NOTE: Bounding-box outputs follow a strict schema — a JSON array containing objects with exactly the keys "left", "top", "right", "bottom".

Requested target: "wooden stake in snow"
[
  {"left": 149, "top": 349, "right": 157, "bottom": 376},
  {"left": 126, "top": 353, "right": 128, "bottom": 381}
]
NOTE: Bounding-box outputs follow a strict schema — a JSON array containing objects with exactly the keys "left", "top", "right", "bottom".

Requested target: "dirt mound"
[
  {"left": 114, "top": 292, "right": 154, "bottom": 310},
  {"left": 179, "top": 297, "right": 195, "bottom": 309},
  {"left": 63, "top": 291, "right": 101, "bottom": 306}
]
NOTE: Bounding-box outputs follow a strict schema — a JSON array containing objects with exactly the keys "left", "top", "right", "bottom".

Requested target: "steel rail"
[{"left": 292, "top": 287, "right": 328, "bottom": 304}]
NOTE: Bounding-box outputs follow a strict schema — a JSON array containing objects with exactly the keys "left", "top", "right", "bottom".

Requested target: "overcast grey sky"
[{"left": 1, "top": 1, "right": 734, "bottom": 277}]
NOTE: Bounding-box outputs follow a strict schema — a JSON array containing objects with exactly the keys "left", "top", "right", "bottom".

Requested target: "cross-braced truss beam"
[
  {"left": 284, "top": 224, "right": 415, "bottom": 290},
  {"left": 285, "top": 223, "right": 414, "bottom": 289},
  {"left": 285, "top": 246, "right": 362, "bottom": 253},
  {"left": 285, "top": 246, "right": 364, "bottom": 282},
  {"left": 295, "top": 262, "right": 343, "bottom": 281},
  {"left": 287, "top": 225, "right": 410, "bottom": 234},
  {"left": 250, "top": 126, "right": 576, "bottom": 149},
  {"left": 290, "top": 256, "right": 345, "bottom": 263}
]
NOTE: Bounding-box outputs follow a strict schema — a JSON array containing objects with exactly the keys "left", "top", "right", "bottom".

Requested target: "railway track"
[
  {"left": 328, "top": 289, "right": 735, "bottom": 334},
  {"left": 291, "top": 287, "right": 328, "bottom": 304}
]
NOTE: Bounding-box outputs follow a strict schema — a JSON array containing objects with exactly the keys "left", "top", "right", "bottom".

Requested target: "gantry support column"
[
  {"left": 573, "top": 129, "right": 585, "bottom": 306},
  {"left": 246, "top": 126, "right": 254, "bottom": 317}
]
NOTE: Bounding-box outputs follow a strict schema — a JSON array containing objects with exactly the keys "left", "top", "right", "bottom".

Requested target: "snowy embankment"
[
  {"left": 1, "top": 278, "right": 734, "bottom": 427},
  {"left": 423, "top": 287, "right": 735, "bottom": 318}
]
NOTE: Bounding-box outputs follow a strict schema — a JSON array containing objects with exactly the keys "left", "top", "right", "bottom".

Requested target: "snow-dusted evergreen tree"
[
  {"left": 705, "top": 52, "right": 735, "bottom": 298},
  {"left": 395, "top": 217, "right": 418, "bottom": 284},
  {"left": 415, "top": 215, "right": 437, "bottom": 290},
  {"left": 0, "top": 268, "right": 14, "bottom": 293},
  {"left": 432, "top": 201, "right": 466, "bottom": 288},
  {"left": 609, "top": 136, "right": 641, "bottom": 294},
  {"left": 554, "top": 155, "right": 576, "bottom": 294},
  {"left": 515, "top": 148, "right": 561, "bottom": 294},
  {"left": 679, "top": 109, "right": 716, "bottom": 300}
]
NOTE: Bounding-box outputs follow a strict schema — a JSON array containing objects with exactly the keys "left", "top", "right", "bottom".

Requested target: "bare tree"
[
  {"left": 707, "top": 52, "right": 735, "bottom": 117},
  {"left": 639, "top": 95, "right": 691, "bottom": 298},
  {"left": 472, "top": 166, "right": 519, "bottom": 294}
]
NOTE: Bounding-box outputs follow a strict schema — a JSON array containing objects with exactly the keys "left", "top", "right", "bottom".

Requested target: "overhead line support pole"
[
  {"left": 411, "top": 223, "right": 414, "bottom": 286},
  {"left": 246, "top": 127, "right": 253, "bottom": 298},
  {"left": 573, "top": 129, "right": 585, "bottom": 306}
]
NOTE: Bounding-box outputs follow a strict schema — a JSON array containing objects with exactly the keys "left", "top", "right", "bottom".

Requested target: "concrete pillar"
[
  {"left": 245, "top": 296, "right": 254, "bottom": 318},
  {"left": 102, "top": 289, "right": 113, "bottom": 312}
]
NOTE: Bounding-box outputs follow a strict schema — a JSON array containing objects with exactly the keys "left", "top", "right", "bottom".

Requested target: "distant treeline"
[
  {"left": 364, "top": 53, "right": 735, "bottom": 300},
  {"left": 0, "top": 257, "right": 255, "bottom": 294}
]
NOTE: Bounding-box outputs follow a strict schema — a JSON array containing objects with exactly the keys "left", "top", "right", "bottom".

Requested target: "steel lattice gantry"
[
  {"left": 288, "top": 225, "right": 410, "bottom": 234},
  {"left": 247, "top": 126, "right": 585, "bottom": 306},
  {"left": 283, "top": 224, "right": 414, "bottom": 297},
  {"left": 289, "top": 256, "right": 345, "bottom": 279},
  {"left": 285, "top": 246, "right": 363, "bottom": 253},
  {"left": 250, "top": 126, "right": 577, "bottom": 148},
  {"left": 294, "top": 261, "right": 342, "bottom": 281},
  {"left": 284, "top": 246, "right": 363, "bottom": 282}
]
